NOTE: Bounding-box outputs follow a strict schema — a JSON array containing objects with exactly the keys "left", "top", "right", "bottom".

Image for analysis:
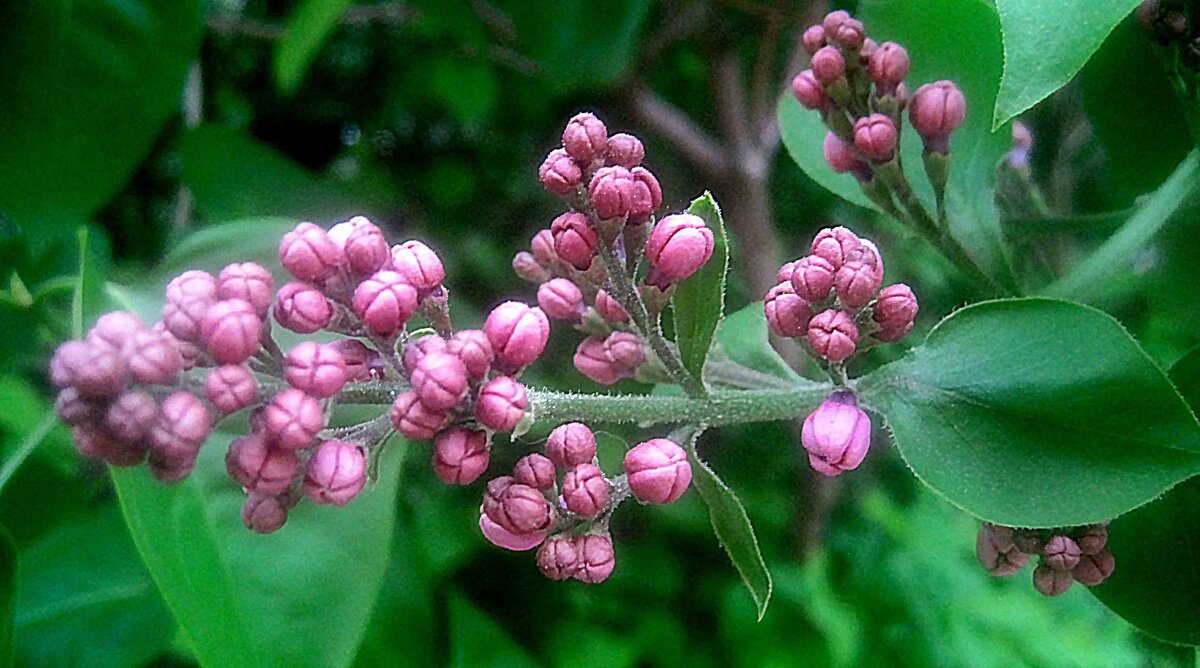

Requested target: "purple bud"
[
  {"left": 1043, "top": 535, "right": 1082, "bottom": 571},
  {"left": 402, "top": 335, "right": 448, "bottom": 374},
  {"left": 200, "top": 299, "right": 262, "bottom": 365},
  {"left": 51, "top": 340, "right": 129, "bottom": 398},
  {"left": 261, "top": 389, "right": 325, "bottom": 451},
  {"left": 127, "top": 330, "right": 184, "bottom": 385},
  {"left": 303, "top": 441, "right": 366, "bottom": 506},
  {"left": 149, "top": 391, "right": 212, "bottom": 469},
  {"left": 74, "top": 426, "right": 147, "bottom": 467},
  {"left": 162, "top": 271, "right": 217, "bottom": 343},
  {"left": 389, "top": 391, "right": 449, "bottom": 440},
  {"left": 574, "top": 532, "right": 616, "bottom": 583},
  {"left": 873, "top": 283, "right": 918, "bottom": 331},
  {"left": 432, "top": 427, "right": 490, "bottom": 485},
  {"left": 868, "top": 42, "right": 909, "bottom": 89},
  {"left": 537, "top": 534, "right": 581, "bottom": 580},
  {"left": 411, "top": 352, "right": 469, "bottom": 411},
  {"left": 562, "top": 463, "right": 610, "bottom": 517},
  {"left": 645, "top": 214, "right": 714, "bottom": 283},
  {"left": 513, "top": 453, "right": 556, "bottom": 490},
  {"left": 328, "top": 339, "right": 383, "bottom": 381},
  {"left": 791, "top": 70, "right": 831, "bottom": 111},
  {"left": 279, "top": 222, "right": 342, "bottom": 282},
  {"left": 485, "top": 481, "right": 553, "bottom": 535},
  {"left": 574, "top": 336, "right": 624, "bottom": 385},
  {"left": 227, "top": 433, "right": 300, "bottom": 494},
  {"left": 1076, "top": 524, "right": 1108, "bottom": 556},
  {"left": 789, "top": 255, "right": 836, "bottom": 302},
  {"left": 910, "top": 81, "right": 966, "bottom": 152},
  {"left": 87, "top": 311, "right": 147, "bottom": 351},
  {"left": 390, "top": 240, "right": 445, "bottom": 296},
  {"left": 104, "top": 391, "right": 158, "bottom": 443},
  {"left": 625, "top": 438, "right": 692, "bottom": 504},
  {"left": 479, "top": 514, "right": 545, "bottom": 551},
  {"left": 242, "top": 494, "right": 289, "bottom": 534},
  {"left": 802, "top": 24, "right": 826, "bottom": 54},
  {"left": 539, "top": 148, "right": 583, "bottom": 197},
  {"left": 283, "top": 341, "right": 348, "bottom": 399},
  {"left": 447, "top": 329, "right": 494, "bottom": 381},
  {"left": 530, "top": 229, "right": 561, "bottom": 269},
  {"left": 205, "top": 364, "right": 259, "bottom": 414},
  {"left": 831, "top": 18, "right": 865, "bottom": 50},
  {"left": 976, "top": 523, "right": 1029, "bottom": 576},
  {"left": 853, "top": 114, "right": 898, "bottom": 162},
  {"left": 513, "top": 252, "right": 551, "bottom": 283},
  {"left": 550, "top": 211, "right": 598, "bottom": 270},
  {"left": 834, "top": 258, "right": 882, "bottom": 308},
  {"left": 588, "top": 165, "right": 639, "bottom": 220},
  {"left": 594, "top": 290, "right": 629, "bottom": 324},
  {"left": 630, "top": 167, "right": 663, "bottom": 222},
  {"left": 1072, "top": 550, "right": 1116, "bottom": 586},
  {"left": 218, "top": 263, "right": 274, "bottom": 316},
  {"left": 484, "top": 302, "right": 550, "bottom": 372},
  {"left": 336, "top": 217, "right": 390, "bottom": 275},
  {"left": 764, "top": 282, "right": 813, "bottom": 338},
  {"left": 352, "top": 271, "right": 419, "bottom": 337},
  {"left": 545, "top": 422, "right": 596, "bottom": 469},
  {"left": 823, "top": 132, "right": 868, "bottom": 176},
  {"left": 605, "top": 133, "right": 644, "bottom": 168},
  {"left": 811, "top": 226, "right": 863, "bottom": 270},
  {"left": 604, "top": 331, "right": 644, "bottom": 373},
  {"left": 55, "top": 387, "right": 103, "bottom": 426},
  {"left": 274, "top": 282, "right": 333, "bottom": 334},
  {"left": 537, "top": 278, "right": 586, "bottom": 321},
  {"left": 563, "top": 112, "right": 609, "bottom": 164},
  {"left": 822, "top": 10, "right": 850, "bottom": 35},
  {"left": 476, "top": 376, "right": 529, "bottom": 433},
  {"left": 811, "top": 46, "right": 845, "bottom": 85},
  {"left": 1032, "top": 563, "right": 1073, "bottom": 597},
  {"left": 801, "top": 391, "right": 870, "bottom": 476}
]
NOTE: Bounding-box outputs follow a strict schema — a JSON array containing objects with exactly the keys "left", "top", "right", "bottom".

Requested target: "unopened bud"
[
  {"left": 448, "top": 329, "right": 494, "bottom": 380},
  {"left": 127, "top": 330, "right": 184, "bottom": 385},
  {"left": 537, "top": 278, "right": 586, "bottom": 321},
  {"left": 104, "top": 391, "right": 158, "bottom": 443},
  {"left": 303, "top": 441, "right": 366, "bottom": 506},
  {"left": 563, "top": 112, "right": 608, "bottom": 164},
  {"left": 976, "top": 523, "right": 1028, "bottom": 576},
  {"left": 910, "top": 81, "right": 966, "bottom": 153},
  {"left": 588, "top": 166, "right": 640, "bottom": 221},
  {"left": 546, "top": 422, "right": 597, "bottom": 469},
  {"left": 274, "top": 282, "right": 333, "bottom": 334},
  {"left": 593, "top": 289, "right": 629, "bottom": 323},
  {"left": 789, "top": 255, "right": 836, "bottom": 302},
  {"left": 389, "top": 391, "right": 448, "bottom": 440},
  {"left": 868, "top": 42, "right": 909, "bottom": 89},
  {"left": 479, "top": 513, "right": 545, "bottom": 551},
  {"left": 1032, "top": 563, "right": 1074, "bottom": 597},
  {"left": 791, "top": 70, "right": 831, "bottom": 111},
  {"left": 605, "top": 133, "right": 644, "bottom": 168},
  {"left": 853, "top": 114, "right": 898, "bottom": 163},
  {"left": 811, "top": 46, "right": 845, "bottom": 85},
  {"left": 811, "top": 226, "right": 863, "bottom": 270},
  {"left": 227, "top": 433, "right": 299, "bottom": 494},
  {"left": 261, "top": 389, "right": 325, "bottom": 451},
  {"left": 513, "top": 251, "right": 551, "bottom": 283},
  {"left": 625, "top": 438, "right": 692, "bottom": 504},
  {"left": 328, "top": 338, "right": 383, "bottom": 381},
  {"left": 341, "top": 218, "right": 391, "bottom": 275},
  {"left": 484, "top": 302, "right": 550, "bottom": 372},
  {"left": 486, "top": 481, "right": 553, "bottom": 535},
  {"left": 574, "top": 532, "right": 616, "bottom": 583},
  {"left": 834, "top": 258, "right": 882, "bottom": 308},
  {"left": 1071, "top": 549, "right": 1116, "bottom": 586},
  {"left": 476, "top": 376, "right": 529, "bottom": 433},
  {"left": 1043, "top": 535, "right": 1082, "bottom": 571},
  {"left": 353, "top": 271, "right": 418, "bottom": 337},
  {"left": 574, "top": 336, "right": 624, "bottom": 385},
  {"left": 390, "top": 240, "right": 445, "bottom": 297},
  {"left": 823, "top": 132, "right": 868, "bottom": 177},
  {"left": 242, "top": 493, "right": 289, "bottom": 534},
  {"left": 802, "top": 24, "right": 826, "bottom": 54},
  {"left": 513, "top": 453, "right": 556, "bottom": 490},
  {"left": 562, "top": 463, "right": 610, "bottom": 517},
  {"left": 872, "top": 283, "right": 918, "bottom": 332},
  {"left": 51, "top": 340, "right": 128, "bottom": 399},
  {"left": 55, "top": 387, "right": 103, "bottom": 426},
  {"left": 550, "top": 212, "right": 598, "bottom": 270},
  {"left": 1076, "top": 524, "right": 1108, "bottom": 556},
  {"left": 432, "top": 427, "right": 490, "bottom": 485},
  {"left": 279, "top": 222, "right": 342, "bottom": 282},
  {"left": 162, "top": 270, "right": 217, "bottom": 342},
  {"left": 537, "top": 534, "right": 581, "bottom": 580},
  {"left": 206, "top": 364, "right": 259, "bottom": 414},
  {"left": 801, "top": 391, "right": 870, "bottom": 476},
  {"left": 539, "top": 148, "right": 583, "bottom": 197},
  {"left": 218, "top": 263, "right": 274, "bottom": 316},
  {"left": 284, "top": 341, "right": 348, "bottom": 399},
  {"left": 831, "top": 18, "right": 865, "bottom": 50},
  {"left": 645, "top": 214, "right": 714, "bottom": 283},
  {"left": 149, "top": 391, "right": 212, "bottom": 467},
  {"left": 822, "top": 10, "right": 850, "bottom": 34},
  {"left": 765, "top": 282, "right": 813, "bottom": 338},
  {"left": 411, "top": 352, "right": 469, "bottom": 411}
]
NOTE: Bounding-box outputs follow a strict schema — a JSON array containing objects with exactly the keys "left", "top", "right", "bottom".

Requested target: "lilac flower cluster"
[{"left": 976, "top": 522, "right": 1116, "bottom": 596}]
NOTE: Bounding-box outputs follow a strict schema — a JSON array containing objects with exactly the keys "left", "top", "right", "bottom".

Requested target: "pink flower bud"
[
  {"left": 1032, "top": 563, "right": 1073, "bottom": 597},
  {"left": 74, "top": 426, "right": 147, "bottom": 467},
  {"left": 801, "top": 391, "right": 870, "bottom": 476},
  {"left": 147, "top": 454, "right": 195, "bottom": 484},
  {"left": 791, "top": 70, "right": 830, "bottom": 111},
  {"left": 1043, "top": 535, "right": 1082, "bottom": 571},
  {"left": 605, "top": 133, "right": 644, "bottom": 167},
  {"left": 353, "top": 270, "right": 418, "bottom": 337},
  {"left": 104, "top": 391, "right": 158, "bottom": 443},
  {"left": 822, "top": 10, "right": 850, "bottom": 34},
  {"left": 530, "top": 229, "right": 560, "bottom": 269},
  {"left": 411, "top": 352, "right": 469, "bottom": 411},
  {"left": 389, "top": 391, "right": 449, "bottom": 440},
  {"left": 484, "top": 302, "right": 550, "bottom": 372},
  {"left": 823, "top": 132, "right": 867, "bottom": 176},
  {"left": 261, "top": 389, "right": 325, "bottom": 451},
  {"left": 200, "top": 299, "right": 262, "bottom": 365},
  {"left": 338, "top": 218, "right": 390, "bottom": 275},
  {"left": 227, "top": 433, "right": 300, "bottom": 494},
  {"left": 872, "top": 283, "right": 918, "bottom": 332},
  {"left": 512, "top": 252, "right": 551, "bottom": 283},
  {"left": 242, "top": 494, "right": 289, "bottom": 534},
  {"left": 1072, "top": 550, "right": 1116, "bottom": 586},
  {"left": 811, "top": 46, "right": 845, "bottom": 85},
  {"left": 873, "top": 322, "right": 913, "bottom": 343},
  {"left": 853, "top": 114, "right": 898, "bottom": 162},
  {"left": 588, "top": 165, "right": 639, "bottom": 220},
  {"left": 550, "top": 212, "right": 598, "bottom": 270},
  {"left": 764, "top": 282, "right": 813, "bottom": 338},
  {"left": 630, "top": 167, "right": 663, "bottom": 222},
  {"left": 479, "top": 514, "right": 545, "bottom": 551},
  {"left": 476, "top": 376, "right": 529, "bottom": 433},
  {"left": 279, "top": 222, "right": 342, "bottom": 282},
  {"left": 574, "top": 336, "right": 623, "bottom": 385},
  {"left": 149, "top": 391, "right": 212, "bottom": 465},
  {"left": 563, "top": 112, "right": 609, "bottom": 163},
  {"left": 868, "top": 42, "right": 909, "bottom": 88},
  {"left": 802, "top": 24, "right": 826, "bottom": 54},
  {"left": 539, "top": 148, "right": 583, "bottom": 197},
  {"left": 402, "top": 335, "right": 448, "bottom": 374},
  {"left": 274, "top": 281, "right": 333, "bottom": 334},
  {"left": 162, "top": 271, "right": 217, "bottom": 342},
  {"left": 537, "top": 278, "right": 586, "bottom": 321},
  {"left": 55, "top": 387, "right": 103, "bottom": 426},
  {"left": 645, "top": 213, "right": 714, "bottom": 282},
  {"left": 1076, "top": 524, "right": 1108, "bottom": 556},
  {"left": 789, "top": 255, "right": 836, "bottom": 302},
  {"left": 625, "top": 438, "right": 692, "bottom": 504},
  {"left": 432, "top": 427, "right": 490, "bottom": 485},
  {"left": 513, "top": 453, "right": 556, "bottom": 490},
  {"left": 328, "top": 338, "right": 383, "bottom": 381},
  {"left": 976, "top": 523, "right": 1029, "bottom": 576},
  {"left": 485, "top": 482, "right": 553, "bottom": 535},
  {"left": 574, "top": 533, "right": 616, "bottom": 583},
  {"left": 205, "top": 364, "right": 259, "bottom": 414},
  {"left": 831, "top": 18, "right": 865, "bottom": 50},
  {"left": 218, "top": 263, "right": 274, "bottom": 316},
  {"left": 593, "top": 289, "right": 629, "bottom": 323},
  {"left": 283, "top": 341, "right": 348, "bottom": 399},
  {"left": 807, "top": 308, "right": 859, "bottom": 362},
  {"left": 562, "top": 463, "right": 610, "bottom": 517},
  {"left": 910, "top": 81, "right": 966, "bottom": 152},
  {"left": 447, "top": 330, "right": 494, "bottom": 380},
  {"left": 545, "top": 422, "right": 596, "bottom": 469},
  {"left": 51, "top": 340, "right": 128, "bottom": 399},
  {"left": 811, "top": 226, "right": 863, "bottom": 270},
  {"left": 88, "top": 311, "right": 147, "bottom": 351},
  {"left": 860, "top": 38, "right": 878, "bottom": 63},
  {"left": 127, "top": 330, "right": 184, "bottom": 385},
  {"left": 303, "top": 441, "right": 366, "bottom": 506},
  {"left": 537, "top": 534, "right": 581, "bottom": 580},
  {"left": 604, "top": 331, "right": 644, "bottom": 371},
  {"left": 834, "top": 258, "right": 882, "bottom": 308},
  {"left": 390, "top": 240, "right": 445, "bottom": 296}
]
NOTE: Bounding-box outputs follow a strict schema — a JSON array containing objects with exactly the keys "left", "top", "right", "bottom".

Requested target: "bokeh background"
[{"left": 1, "top": 0, "right": 1198, "bottom": 666}]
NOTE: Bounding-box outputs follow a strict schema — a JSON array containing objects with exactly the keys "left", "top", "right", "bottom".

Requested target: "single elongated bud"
[
  {"left": 484, "top": 302, "right": 550, "bottom": 372},
  {"left": 512, "top": 251, "right": 550, "bottom": 283},
  {"left": 226, "top": 433, "right": 299, "bottom": 494},
  {"left": 280, "top": 222, "right": 342, "bottom": 282},
  {"left": 910, "top": 81, "right": 966, "bottom": 153},
  {"left": 605, "top": 133, "right": 644, "bottom": 168},
  {"left": 765, "top": 282, "right": 813, "bottom": 339},
  {"left": 550, "top": 211, "right": 598, "bottom": 270},
  {"left": 562, "top": 463, "right": 610, "bottom": 517},
  {"left": 353, "top": 271, "right": 419, "bottom": 337},
  {"left": 789, "top": 255, "right": 836, "bottom": 302},
  {"left": 604, "top": 331, "right": 644, "bottom": 372},
  {"left": 390, "top": 240, "right": 445, "bottom": 296},
  {"left": 389, "top": 391, "right": 449, "bottom": 440},
  {"left": 546, "top": 422, "right": 596, "bottom": 469},
  {"left": 513, "top": 453, "right": 556, "bottom": 490},
  {"left": 873, "top": 283, "right": 918, "bottom": 330},
  {"left": 485, "top": 481, "right": 554, "bottom": 535},
  {"left": 530, "top": 229, "right": 561, "bottom": 269},
  {"left": 645, "top": 214, "right": 714, "bottom": 283},
  {"left": 593, "top": 289, "right": 629, "bottom": 323},
  {"left": 588, "top": 166, "right": 639, "bottom": 220},
  {"left": 811, "top": 46, "right": 845, "bottom": 85},
  {"left": 538, "top": 278, "right": 586, "bottom": 321},
  {"left": 432, "top": 427, "right": 490, "bottom": 485},
  {"left": 476, "top": 376, "right": 529, "bottom": 433},
  {"left": 104, "top": 391, "right": 158, "bottom": 443},
  {"left": 802, "top": 24, "right": 826, "bottom": 54},
  {"left": 341, "top": 218, "right": 391, "bottom": 275},
  {"left": 274, "top": 282, "right": 333, "bottom": 334},
  {"left": 537, "top": 534, "right": 581, "bottom": 580},
  {"left": 304, "top": 441, "right": 366, "bottom": 506},
  {"left": 127, "top": 330, "right": 184, "bottom": 385},
  {"left": 411, "top": 352, "right": 469, "bottom": 411},
  {"left": 853, "top": 114, "right": 898, "bottom": 163},
  {"left": 206, "top": 364, "right": 259, "bottom": 414},
  {"left": 807, "top": 309, "right": 858, "bottom": 362},
  {"left": 200, "top": 299, "right": 262, "bottom": 365},
  {"left": 162, "top": 270, "right": 217, "bottom": 342},
  {"left": 835, "top": 257, "right": 882, "bottom": 308},
  {"left": 563, "top": 112, "right": 608, "bottom": 164},
  {"left": 1032, "top": 563, "right": 1073, "bottom": 597},
  {"left": 261, "top": 389, "right": 325, "bottom": 451},
  {"left": 801, "top": 391, "right": 870, "bottom": 476},
  {"left": 624, "top": 438, "right": 692, "bottom": 504},
  {"left": 218, "top": 263, "right": 274, "bottom": 316},
  {"left": 539, "top": 148, "right": 583, "bottom": 197},
  {"left": 1042, "top": 535, "right": 1082, "bottom": 571},
  {"left": 574, "top": 336, "right": 624, "bottom": 385},
  {"left": 629, "top": 167, "right": 662, "bottom": 223},
  {"left": 574, "top": 532, "right": 616, "bottom": 583},
  {"left": 283, "top": 342, "right": 348, "bottom": 399},
  {"left": 823, "top": 132, "right": 868, "bottom": 177},
  {"left": 1071, "top": 550, "right": 1116, "bottom": 586},
  {"left": 791, "top": 70, "right": 830, "bottom": 111},
  {"left": 448, "top": 329, "right": 494, "bottom": 380},
  {"left": 479, "top": 514, "right": 545, "bottom": 551},
  {"left": 868, "top": 42, "right": 909, "bottom": 89}
]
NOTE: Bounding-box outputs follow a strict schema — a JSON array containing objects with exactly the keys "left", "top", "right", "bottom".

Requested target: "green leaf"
[
  {"left": 112, "top": 431, "right": 407, "bottom": 668},
  {"left": 274, "top": 0, "right": 354, "bottom": 95},
  {"left": 429, "top": 57, "right": 498, "bottom": 125},
  {"left": 857, "top": 298, "right": 1200, "bottom": 527},
  {"left": 712, "top": 303, "right": 802, "bottom": 383},
  {"left": 0, "top": 524, "right": 14, "bottom": 668},
  {"left": 685, "top": 433, "right": 772, "bottom": 619},
  {"left": 447, "top": 592, "right": 538, "bottom": 668},
  {"left": 993, "top": 0, "right": 1141, "bottom": 129},
  {"left": 672, "top": 192, "right": 729, "bottom": 383}
]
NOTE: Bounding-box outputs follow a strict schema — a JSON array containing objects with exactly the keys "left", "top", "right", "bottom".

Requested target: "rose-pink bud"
[
  {"left": 550, "top": 212, "right": 598, "bottom": 270},
  {"left": 227, "top": 433, "right": 299, "bottom": 494},
  {"left": 605, "top": 133, "right": 644, "bottom": 168},
  {"left": 279, "top": 222, "right": 342, "bottom": 282},
  {"left": 625, "top": 438, "right": 692, "bottom": 504},
  {"left": 823, "top": 132, "right": 867, "bottom": 176},
  {"left": 432, "top": 427, "right": 490, "bottom": 485},
  {"left": 352, "top": 270, "right": 418, "bottom": 337},
  {"left": 537, "top": 278, "right": 586, "bottom": 321},
  {"left": 1076, "top": 524, "right": 1108, "bottom": 556},
  {"left": 274, "top": 281, "right": 333, "bottom": 334},
  {"left": 87, "top": 311, "right": 147, "bottom": 351},
  {"left": 283, "top": 341, "right": 348, "bottom": 399},
  {"left": 261, "top": 389, "right": 325, "bottom": 451},
  {"left": 545, "top": 422, "right": 596, "bottom": 469},
  {"left": 860, "top": 38, "right": 879, "bottom": 63},
  {"left": 574, "top": 336, "right": 624, "bottom": 385},
  {"left": 853, "top": 114, "right": 898, "bottom": 163},
  {"left": 811, "top": 46, "right": 845, "bottom": 85},
  {"left": 832, "top": 18, "right": 865, "bottom": 50},
  {"left": 149, "top": 391, "right": 212, "bottom": 464},
  {"left": 1032, "top": 564, "right": 1073, "bottom": 597},
  {"left": 910, "top": 80, "right": 966, "bottom": 152},
  {"left": 807, "top": 309, "right": 858, "bottom": 362},
  {"left": 834, "top": 258, "right": 882, "bottom": 308},
  {"left": 447, "top": 329, "right": 494, "bottom": 380},
  {"left": 55, "top": 388, "right": 103, "bottom": 427},
  {"left": 802, "top": 24, "right": 826, "bottom": 54},
  {"left": 53, "top": 340, "right": 129, "bottom": 398},
  {"left": 402, "top": 335, "right": 448, "bottom": 374},
  {"left": 199, "top": 299, "right": 262, "bottom": 365},
  {"left": 791, "top": 70, "right": 830, "bottom": 111},
  {"left": 390, "top": 240, "right": 445, "bottom": 296},
  {"left": 104, "top": 391, "right": 158, "bottom": 443},
  {"left": 976, "top": 524, "right": 1029, "bottom": 576},
  {"left": 868, "top": 42, "right": 909, "bottom": 88},
  {"left": 513, "top": 251, "right": 551, "bottom": 283},
  {"left": 303, "top": 440, "right": 366, "bottom": 506},
  {"left": 588, "top": 165, "right": 638, "bottom": 220},
  {"left": 1071, "top": 550, "right": 1116, "bottom": 586},
  {"left": 630, "top": 167, "right": 662, "bottom": 222},
  {"left": 127, "top": 330, "right": 184, "bottom": 385},
  {"left": 389, "top": 391, "right": 448, "bottom": 440},
  {"left": 162, "top": 271, "right": 217, "bottom": 343},
  {"left": 479, "top": 514, "right": 545, "bottom": 551},
  {"left": 411, "top": 352, "right": 469, "bottom": 411},
  {"left": 205, "top": 364, "right": 258, "bottom": 414},
  {"left": 872, "top": 284, "right": 918, "bottom": 333},
  {"left": 574, "top": 533, "right": 616, "bottom": 583},
  {"left": 822, "top": 10, "right": 850, "bottom": 34},
  {"left": 764, "top": 282, "right": 813, "bottom": 339},
  {"left": 513, "top": 453, "right": 556, "bottom": 490},
  {"left": 810, "top": 227, "right": 863, "bottom": 270},
  {"left": 604, "top": 331, "right": 644, "bottom": 371},
  {"left": 218, "top": 263, "right": 274, "bottom": 316},
  {"left": 476, "top": 376, "right": 528, "bottom": 433},
  {"left": 562, "top": 463, "right": 610, "bottom": 517},
  {"left": 486, "top": 482, "right": 553, "bottom": 535},
  {"left": 801, "top": 391, "right": 870, "bottom": 476},
  {"left": 1043, "top": 535, "right": 1082, "bottom": 571},
  {"left": 530, "top": 229, "right": 561, "bottom": 269},
  {"left": 789, "top": 255, "right": 836, "bottom": 302},
  {"left": 539, "top": 148, "right": 583, "bottom": 197},
  {"left": 339, "top": 218, "right": 390, "bottom": 275},
  {"left": 242, "top": 494, "right": 289, "bottom": 534},
  {"left": 645, "top": 214, "right": 714, "bottom": 282},
  {"left": 593, "top": 289, "right": 629, "bottom": 323},
  {"left": 563, "top": 112, "right": 608, "bottom": 163},
  {"left": 484, "top": 301, "right": 549, "bottom": 372},
  {"left": 328, "top": 339, "right": 383, "bottom": 381},
  {"left": 537, "top": 534, "right": 581, "bottom": 580}
]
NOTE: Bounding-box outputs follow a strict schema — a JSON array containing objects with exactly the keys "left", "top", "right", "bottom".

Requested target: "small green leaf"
[
  {"left": 274, "top": 0, "right": 354, "bottom": 95},
  {"left": 685, "top": 433, "right": 772, "bottom": 619},
  {"left": 0, "top": 524, "right": 15, "bottom": 668},
  {"left": 672, "top": 192, "right": 729, "bottom": 383},
  {"left": 712, "top": 303, "right": 802, "bottom": 383},
  {"left": 857, "top": 298, "right": 1200, "bottom": 527},
  {"left": 993, "top": 0, "right": 1141, "bottom": 130}
]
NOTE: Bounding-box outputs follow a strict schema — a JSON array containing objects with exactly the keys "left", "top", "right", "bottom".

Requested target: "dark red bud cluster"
[{"left": 976, "top": 522, "right": 1116, "bottom": 596}]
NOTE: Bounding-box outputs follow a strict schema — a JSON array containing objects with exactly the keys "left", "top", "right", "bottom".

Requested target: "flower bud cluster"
[
  {"left": 477, "top": 423, "right": 692, "bottom": 584},
  {"left": 975, "top": 522, "right": 1116, "bottom": 596},
  {"left": 767, "top": 226, "right": 916, "bottom": 363}
]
